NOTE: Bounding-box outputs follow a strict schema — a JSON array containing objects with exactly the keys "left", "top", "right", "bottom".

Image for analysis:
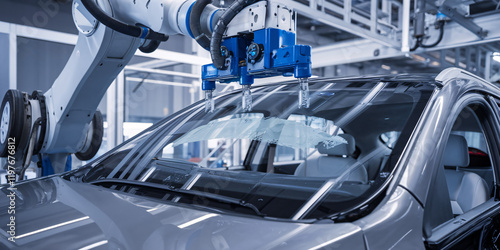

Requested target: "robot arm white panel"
[
  {"left": 107, "top": 0, "right": 164, "bottom": 31},
  {"left": 42, "top": 0, "right": 141, "bottom": 154}
]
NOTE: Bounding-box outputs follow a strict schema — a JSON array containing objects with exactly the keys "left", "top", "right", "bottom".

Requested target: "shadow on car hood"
[{"left": 0, "top": 177, "right": 365, "bottom": 249}]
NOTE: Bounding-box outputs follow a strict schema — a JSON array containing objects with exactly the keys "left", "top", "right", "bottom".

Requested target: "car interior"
[
  {"left": 293, "top": 134, "right": 369, "bottom": 184},
  {"left": 443, "top": 134, "right": 489, "bottom": 215},
  {"left": 268, "top": 87, "right": 421, "bottom": 185},
  {"left": 422, "top": 102, "right": 500, "bottom": 248},
  {"left": 444, "top": 106, "right": 495, "bottom": 216}
]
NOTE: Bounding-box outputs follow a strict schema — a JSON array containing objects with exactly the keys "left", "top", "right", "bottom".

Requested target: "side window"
[
  {"left": 444, "top": 106, "right": 494, "bottom": 215},
  {"left": 274, "top": 145, "right": 302, "bottom": 162},
  {"left": 161, "top": 138, "right": 251, "bottom": 168},
  {"left": 425, "top": 102, "right": 500, "bottom": 249}
]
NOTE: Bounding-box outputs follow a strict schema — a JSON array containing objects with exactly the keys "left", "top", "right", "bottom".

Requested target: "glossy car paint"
[{"left": 0, "top": 177, "right": 365, "bottom": 249}]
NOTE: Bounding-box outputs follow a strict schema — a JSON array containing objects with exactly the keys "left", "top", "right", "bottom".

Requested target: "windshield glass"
[{"left": 67, "top": 79, "right": 435, "bottom": 220}]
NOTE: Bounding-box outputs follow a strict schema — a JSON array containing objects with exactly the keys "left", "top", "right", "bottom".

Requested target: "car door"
[{"left": 424, "top": 93, "right": 500, "bottom": 249}]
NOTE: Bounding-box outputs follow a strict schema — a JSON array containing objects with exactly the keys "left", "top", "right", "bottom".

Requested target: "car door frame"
[{"left": 424, "top": 92, "right": 500, "bottom": 249}]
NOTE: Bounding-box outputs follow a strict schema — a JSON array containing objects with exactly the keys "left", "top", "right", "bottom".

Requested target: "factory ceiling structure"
[
  {"left": 291, "top": 0, "right": 500, "bottom": 80},
  {"left": 1, "top": 0, "right": 500, "bottom": 90}
]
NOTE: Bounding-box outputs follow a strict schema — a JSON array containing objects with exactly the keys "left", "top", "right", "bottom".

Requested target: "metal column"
[{"left": 9, "top": 24, "right": 16, "bottom": 90}]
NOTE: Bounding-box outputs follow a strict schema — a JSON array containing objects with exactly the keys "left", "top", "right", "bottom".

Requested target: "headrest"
[
  {"left": 318, "top": 134, "right": 356, "bottom": 156},
  {"left": 443, "top": 134, "right": 469, "bottom": 167}
]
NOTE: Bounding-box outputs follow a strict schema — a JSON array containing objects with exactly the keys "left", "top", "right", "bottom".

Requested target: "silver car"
[{"left": 1, "top": 67, "right": 500, "bottom": 249}]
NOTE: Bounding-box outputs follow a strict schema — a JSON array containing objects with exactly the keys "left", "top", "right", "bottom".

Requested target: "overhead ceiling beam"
[
  {"left": 428, "top": 0, "right": 489, "bottom": 39},
  {"left": 125, "top": 66, "right": 200, "bottom": 79},
  {"left": 126, "top": 77, "right": 193, "bottom": 88},
  {"left": 296, "top": 28, "right": 339, "bottom": 46},
  {"left": 128, "top": 60, "right": 180, "bottom": 69},
  {"left": 311, "top": 13, "right": 500, "bottom": 68},
  {"left": 135, "top": 50, "right": 211, "bottom": 66},
  {"left": 438, "top": 5, "right": 487, "bottom": 39},
  {"left": 286, "top": 0, "right": 400, "bottom": 48},
  {"left": 0, "top": 20, "right": 211, "bottom": 67}
]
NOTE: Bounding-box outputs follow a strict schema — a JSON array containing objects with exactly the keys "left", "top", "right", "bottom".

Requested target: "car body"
[{"left": 1, "top": 67, "right": 500, "bottom": 249}]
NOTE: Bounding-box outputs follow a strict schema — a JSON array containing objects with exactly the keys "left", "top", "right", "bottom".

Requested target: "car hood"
[{"left": 0, "top": 177, "right": 365, "bottom": 250}]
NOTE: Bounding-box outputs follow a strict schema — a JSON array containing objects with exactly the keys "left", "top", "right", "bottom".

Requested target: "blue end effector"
[
  {"left": 247, "top": 28, "right": 311, "bottom": 79},
  {"left": 201, "top": 28, "right": 312, "bottom": 111},
  {"left": 202, "top": 28, "right": 311, "bottom": 83}
]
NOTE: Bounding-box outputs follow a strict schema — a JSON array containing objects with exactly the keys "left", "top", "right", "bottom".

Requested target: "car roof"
[
  {"left": 254, "top": 73, "right": 438, "bottom": 88},
  {"left": 255, "top": 68, "right": 500, "bottom": 94},
  {"left": 309, "top": 73, "right": 437, "bottom": 84}
]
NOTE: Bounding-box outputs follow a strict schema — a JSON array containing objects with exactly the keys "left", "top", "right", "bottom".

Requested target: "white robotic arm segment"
[
  {"left": 73, "top": 1, "right": 99, "bottom": 36},
  {"left": 43, "top": 0, "right": 220, "bottom": 157},
  {"left": 224, "top": 1, "right": 294, "bottom": 37},
  {"left": 175, "top": 0, "right": 198, "bottom": 37},
  {"left": 160, "top": 0, "right": 187, "bottom": 34},
  {"left": 107, "top": 0, "right": 165, "bottom": 32},
  {"left": 0, "top": 0, "right": 215, "bottom": 174},
  {"left": 160, "top": 0, "right": 222, "bottom": 37},
  {"left": 43, "top": 0, "right": 142, "bottom": 155},
  {"left": 39, "top": 0, "right": 218, "bottom": 162}
]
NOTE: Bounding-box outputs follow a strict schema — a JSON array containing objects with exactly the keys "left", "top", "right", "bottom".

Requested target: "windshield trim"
[{"left": 292, "top": 179, "right": 336, "bottom": 220}]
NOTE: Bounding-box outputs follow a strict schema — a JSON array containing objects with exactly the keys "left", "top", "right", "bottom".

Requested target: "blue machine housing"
[
  {"left": 248, "top": 28, "right": 311, "bottom": 78},
  {"left": 201, "top": 28, "right": 312, "bottom": 90}
]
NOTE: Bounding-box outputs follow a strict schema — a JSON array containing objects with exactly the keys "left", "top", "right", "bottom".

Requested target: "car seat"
[
  {"left": 294, "top": 134, "right": 368, "bottom": 183},
  {"left": 443, "top": 134, "right": 489, "bottom": 215}
]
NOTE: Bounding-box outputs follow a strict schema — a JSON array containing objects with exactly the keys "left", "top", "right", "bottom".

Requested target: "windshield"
[{"left": 65, "top": 79, "right": 435, "bottom": 221}]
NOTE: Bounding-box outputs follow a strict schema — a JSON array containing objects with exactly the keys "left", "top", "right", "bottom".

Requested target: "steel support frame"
[
  {"left": 125, "top": 66, "right": 200, "bottom": 79},
  {"left": 485, "top": 51, "right": 492, "bottom": 81},
  {"left": 116, "top": 71, "right": 125, "bottom": 145},
  {"left": 128, "top": 60, "right": 179, "bottom": 69},
  {"left": 0, "top": 21, "right": 211, "bottom": 66},
  {"left": 106, "top": 79, "right": 117, "bottom": 150},
  {"left": 126, "top": 77, "right": 193, "bottom": 88},
  {"left": 0, "top": 22, "right": 17, "bottom": 90},
  {"left": 401, "top": 0, "right": 411, "bottom": 52},
  {"left": 8, "top": 24, "right": 16, "bottom": 90},
  {"left": 191, "top": 39, "right": 204, "bottom": 104},
  {"left": 437, "top": 4, "right": 488, "bottom": 39},
  {"left": 311, "top": 14, "right": 500, "bottom": 68},
  {"left": 287, "top": 0, "right": 400, "bottom": 47},
  {"left": 0, "top": 24, "right": 11, "bottom": 173}
]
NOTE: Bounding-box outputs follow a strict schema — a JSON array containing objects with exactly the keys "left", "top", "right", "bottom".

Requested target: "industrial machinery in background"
[
  {"left": 0, "top": 0, "right": 312, "bottom": 179},
  {"left": 410, "top": 0, "right": 447, "bottom": 51}
]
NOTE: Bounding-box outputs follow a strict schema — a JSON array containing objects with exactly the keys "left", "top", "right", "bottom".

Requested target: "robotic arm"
[{"left": 0, "top": 0, "right": 311, "bottom": 178}]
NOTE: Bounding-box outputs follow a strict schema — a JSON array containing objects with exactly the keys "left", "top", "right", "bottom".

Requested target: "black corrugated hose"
[
  {"left": 80, "top": 0, "right": 169, "bottom": 46},
  {"left": 210, "top": 0, "right": 258, "bottom": 69},
  {"left": 190, "top": 0, "right": 213, "bottom": 50},
  {"left": 419, "top": 21, "right": 445, "bottom": 48},
  {"left": 410, "top": 37, "right": 422, "bottom": 52},
  {"left": 410, "top": 20, "right": 445, "bottom": 51}
]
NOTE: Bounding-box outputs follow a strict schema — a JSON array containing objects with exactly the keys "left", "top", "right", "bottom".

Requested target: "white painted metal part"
[
  {"left": 225, "top": 1, "right": 294, "bottom": 37},
  {"left": 176, "top": 0, "right": 197, "bottom": 38},
  {"left": 73, "top": 0, "right": 98, "bottom": 36},
  {"left": 1, "top": 102, "right": 10, "bottom": 144},
  {"left": 108, "top": 0, "right": 164, "bottom": 31},
  {"left": 42, "top": 0, "right": 141, "bottom": 154}
]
